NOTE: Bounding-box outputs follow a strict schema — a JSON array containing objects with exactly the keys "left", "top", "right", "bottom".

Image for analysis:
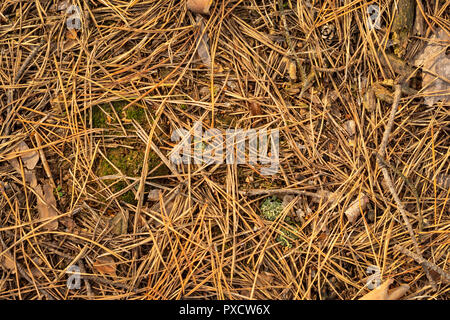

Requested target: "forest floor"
[{"left": 0, "top": 0, "right": 449, "bottom": 299}]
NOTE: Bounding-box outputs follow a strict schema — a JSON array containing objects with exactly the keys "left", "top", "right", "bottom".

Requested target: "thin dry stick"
[
  {"left": 277, "top": 0, "right": 306, "bottom": 85},
  {"left": 376, "top": 84, "right": 436, "bottom": 289},
  {"left": 79, "top": 260, "right": 93, "bottom": 297},
  {"left": 394, "top": 244, "right": 450, "bottom": 283},
  {"left": 378, "top": 84, "right": 401, "bottom": 159},
  {"left": 35, "top": 133, "right": 56, "bottom": 189},
  {"left": 82, "top": 274, "right": 137, "bottom": 292}
]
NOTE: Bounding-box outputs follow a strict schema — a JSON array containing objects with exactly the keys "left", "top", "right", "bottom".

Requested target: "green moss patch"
[
  {"left": 277, "top": 226, "right": 298, "bottom": 248},
  {"left": 95, "top": 147, "right": 169, "bottom": 204},
  {"left": 92, "top": 100, "right": 147, "bottom": 128},
  {"left": 260, "top": 196, "right": 283, "bottom": 221}
]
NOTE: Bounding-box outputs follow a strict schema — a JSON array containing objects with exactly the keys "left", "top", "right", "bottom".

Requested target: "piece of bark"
[
  {"left": 36, "top": 182, "right": 59, "bottom": 230},
  {"left": 344, "top": 193, "right": 369, "bottom": 223}
]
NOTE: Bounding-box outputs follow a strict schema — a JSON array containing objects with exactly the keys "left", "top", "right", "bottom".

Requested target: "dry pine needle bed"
[{"left": 0, "top": 0, "right": 449, "bottom": 300}]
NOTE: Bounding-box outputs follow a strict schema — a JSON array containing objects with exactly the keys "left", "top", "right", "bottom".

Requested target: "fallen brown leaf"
[
  {"left": 249, "top": 101, "right": 262, "bottom": 116},
  {"left": 360, "top": 279, "right": 409, "bottom": 300},
  {"left": 93, "top": 256, "right": 116, "bottom": 276},
  {"left": 387, "top": 284, "right": 410, "bottom": 300},
  {"left": 413, "top": 28, "right": 450, "bottom": 106},
  {"left": 187, "top": 0, "right": 212, "bottom": 14},
  {"left": 359, "top": 278, "right": 394, "bottom": 300},
  {"left": 66, "top": 29, "right": 78, "bottom": 40},
  {"left": 111, "top": 210, "right": 128, "bottom": 235}
]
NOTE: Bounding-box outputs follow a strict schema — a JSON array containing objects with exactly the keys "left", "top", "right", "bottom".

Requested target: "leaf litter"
[
  {"left": 413, "top": 28, "right": 450, "bottom": 106},
  {"left": 0, "top": 0, "right": 448, "bottom": 300}
]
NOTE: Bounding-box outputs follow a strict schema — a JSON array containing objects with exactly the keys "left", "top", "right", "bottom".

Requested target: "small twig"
[
  {"left": 394, "top": 244, "right": 450, "bottom": 283},
  {"left": 82, "top": 274, "right": 137, "bottom": 292},
  {"left": 376, "top": 152, "right": 423, "bottom": 231},
  {"left": 312, "top": 65, "right": 348, "bottom": 73},
  {"left": 79, "top": 260, "right": 93, "bottom": 297},
  {"left": 35, "top": 133, "right": 56, "bottom": 189},
  {"left": 378, "top": 84, "right": 401, "bottom": 159},
  {"left": 277, "top": 0, "right": 306, "bottom": 85}
]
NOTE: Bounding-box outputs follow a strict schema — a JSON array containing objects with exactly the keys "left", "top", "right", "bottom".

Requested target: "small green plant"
[
  {"left": 260, "top": 196, "right": 284, "bottom": 221},
  {"left": 55, "top": 185, "right": 64, "bottom": 198}
]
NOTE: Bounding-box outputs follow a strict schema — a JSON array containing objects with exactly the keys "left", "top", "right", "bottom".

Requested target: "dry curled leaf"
[
  {"left": 360, "top": 279, "right": 409, "bottom": 300},
  {"left": 413, "top": 28, "right": 450, "bottom": 106},
  {"left": 344, "top": 193, "right": 369, "bottom": 224},
  {"left": 16, "top": 141, "right": 40, "bottom": 170},
  {"left": 343, "top": 120, "right": 356, "bottom": 136},
  {"left": 66, "top": 29, "right": 78, "bottom": 40},
  {"left": 187, "top": 0, "right": 212, "bottom": 14},
  {"left": 93, "top": 256, "right": 116, "bottom": 276},
  {"left": 248, "top": 101, "right": 262, "bottom": 116},
  {"left": 147, "top": 189, "right": 161, "bottom": 201},
  {"left": 24, "top": 169, "right": 38, "bottom": 188},
  {"left": 0, "top": 251, "right": 16, "bottom": 274},
  {"left": 7, "top": 154, "right": 39, "bottom": 188},
  {"left": 111, "top": 210, "right": 128, "bottom": 235},
  {"left": 387, "top": 284, "right": 410, "bottom": 300}
]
